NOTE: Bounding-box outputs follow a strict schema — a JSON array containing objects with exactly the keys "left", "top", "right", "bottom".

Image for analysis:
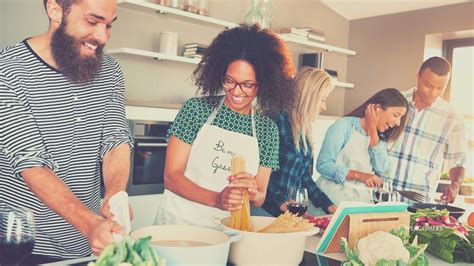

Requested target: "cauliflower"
[{"left": 357, "top": 231, "right": 410, "bottom": 265}]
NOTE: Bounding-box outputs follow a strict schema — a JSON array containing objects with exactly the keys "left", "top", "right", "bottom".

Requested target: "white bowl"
[
  {"left": 220, "top": 216, "right": 319, "bottom": 266},
  {"left": 131, "top": 224, "right": 240, "bottom": 266}
]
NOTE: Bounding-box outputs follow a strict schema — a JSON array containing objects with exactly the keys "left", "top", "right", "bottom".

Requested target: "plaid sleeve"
[
  {"left": 262, "top": 113, "right": 295, "bottom": 216},
  {"left": 443, "top": 113, "right": 467, "bottom": 170},
  {"left": 263, "top": 183, "right": 286, "bottom": 217}
]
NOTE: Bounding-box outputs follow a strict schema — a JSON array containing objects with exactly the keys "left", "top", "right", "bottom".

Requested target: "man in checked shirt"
[{"left": 386, "top": 57, "right": 467, "bottom": 204}]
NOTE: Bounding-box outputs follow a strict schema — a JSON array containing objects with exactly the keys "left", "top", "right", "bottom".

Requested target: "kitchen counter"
[{"left": 43, "top": 235, "right": 471, "bottom": 266}]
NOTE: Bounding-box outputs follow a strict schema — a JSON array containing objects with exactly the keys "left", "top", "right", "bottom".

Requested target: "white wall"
[{"left": 0, "top": 0, "right": 48, "bottom": 48}]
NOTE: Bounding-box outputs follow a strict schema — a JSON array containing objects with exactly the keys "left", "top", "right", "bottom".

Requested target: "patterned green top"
[{"left": 168, "top": 96, "right": 280, "bottom": 170}]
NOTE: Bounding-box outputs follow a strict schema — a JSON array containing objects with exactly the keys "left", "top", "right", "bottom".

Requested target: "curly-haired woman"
[{"left": 154, "top": 24, "right": 295, "bottom": 228}]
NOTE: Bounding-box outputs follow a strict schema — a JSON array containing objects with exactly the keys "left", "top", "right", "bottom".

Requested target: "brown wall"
[{"left": 345, "top": 2, "right": 474, "bottom": 113}]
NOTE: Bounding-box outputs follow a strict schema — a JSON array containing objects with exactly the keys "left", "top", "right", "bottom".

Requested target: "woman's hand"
[
  {"left": 362, "top": 174, "right": 383, "bottom": 187},
  {"left": 327, "top": 205, "right": 337, "bottom": 214},
  {"left": 365, "top": 104, "right": 380, "bottom": 147},
  {"left": 228, "top": 172, "right": 259, "bottom": 201},
  {"left": 215, "top": 186, "right": 245, "bottom": 211}
]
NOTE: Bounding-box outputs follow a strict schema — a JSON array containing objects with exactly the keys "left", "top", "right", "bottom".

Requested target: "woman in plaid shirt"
[{"left": 261, "top": 67, "right": 338, "bottom": 217}]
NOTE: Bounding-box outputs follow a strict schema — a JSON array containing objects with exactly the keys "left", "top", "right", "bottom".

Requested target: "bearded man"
[{"left": 0, "top": 0, "right": 133, "bottom": 263}]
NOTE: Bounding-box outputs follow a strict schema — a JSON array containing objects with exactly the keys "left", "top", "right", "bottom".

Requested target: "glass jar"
[
  {"left": 170, "top": 0, "right": 183, "bottom": 9},
  {"left": 260, "top": 0, "right": 275, "bottom": 29},
  {"left": 245, "top": 0, "right": 263, "bottom": 26},
  {"left": 155, "top": 0, "right": 171, "bottom": 7},
  {"left": 197, "top": 0, "right": 209, "bottom": 16},
  {"left": 183, "top": 0, "right": 198, "bottom": 13}
]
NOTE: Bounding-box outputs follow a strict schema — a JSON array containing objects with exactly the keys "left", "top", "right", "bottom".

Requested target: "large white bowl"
[
  {"left": 220, "top": 216, "right": 319, "bottom": 266},
  {"left": 131, "top": 224, "right": 240, "bottom": 266}
]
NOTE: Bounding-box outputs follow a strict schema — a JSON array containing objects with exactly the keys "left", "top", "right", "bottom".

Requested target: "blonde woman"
[{"left": 261, "top": 67, "right": 338, "bottom": 217}]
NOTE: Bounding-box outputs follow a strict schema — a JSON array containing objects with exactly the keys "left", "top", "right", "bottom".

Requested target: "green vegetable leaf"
[
  {"left": 340, "top": 237, "right": 364, "bottom": 266},
  {"left": 374, "top": 259, "right": 399, "bottom": 266},
  {"left": 390, "top": 226, "right": 409, "bottom": 243},
  {"left": 406, "top": 243, "right": 428, "bottom": 266}
]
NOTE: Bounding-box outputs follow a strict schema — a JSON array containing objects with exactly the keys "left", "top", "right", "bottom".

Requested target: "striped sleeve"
[
  {"left": 0, "top": 63, "right": 58, "bottom": 178},
  {"left": 99, "top": 59, "right": 134, "bottom": 159},
  {"left": 443, "top": 112, "right": 467, "bottom": 170}
]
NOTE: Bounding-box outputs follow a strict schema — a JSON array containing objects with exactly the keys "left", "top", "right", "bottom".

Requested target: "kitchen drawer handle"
[{"left": 137, "top": 143, "right": 168, "bottom": 147}]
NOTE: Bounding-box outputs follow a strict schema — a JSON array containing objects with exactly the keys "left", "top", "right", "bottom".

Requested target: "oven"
[{"left": 126, "top": 120, "right": 170, "bottom": 196}]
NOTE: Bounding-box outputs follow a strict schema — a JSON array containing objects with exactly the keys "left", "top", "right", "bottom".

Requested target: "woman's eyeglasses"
[{"left": 222, "top": 76, "right": 258, "bottom": 95}]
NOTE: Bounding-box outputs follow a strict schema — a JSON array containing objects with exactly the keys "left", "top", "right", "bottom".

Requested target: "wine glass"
[
  {"left": 373, "top": 180, "right": 400, "bottom": 203},
  {"left": 287, "top": 187, "right": 308, "bottom": 216},
  {"left": 0, "top": 205, "right": 35, "bottom": 266}
]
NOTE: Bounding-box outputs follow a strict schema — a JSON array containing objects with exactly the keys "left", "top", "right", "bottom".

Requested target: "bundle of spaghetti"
[
  {"left": 229, "top": 155, "right": 253, "bottom": 231},
  {"left": 258, "top": 211, "right": 313, "bottom": 233}
]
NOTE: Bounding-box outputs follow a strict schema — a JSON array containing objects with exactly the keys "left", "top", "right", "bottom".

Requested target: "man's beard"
[{"left": 51, "top": 20, "right": 104, "bottom": 83}]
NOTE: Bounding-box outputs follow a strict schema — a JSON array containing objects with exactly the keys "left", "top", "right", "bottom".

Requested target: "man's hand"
[
  {"left": 442, "top": 183, "right": 459, "bottom": 204},
  {"left": 85, "top": 217, "right": 126, "bottom": 255},
  {"left": 100, "top": 198, "right": 134, "bottom": 221},
  {"left": 442, "top": 166, "right": 464, "bottom": 204}
]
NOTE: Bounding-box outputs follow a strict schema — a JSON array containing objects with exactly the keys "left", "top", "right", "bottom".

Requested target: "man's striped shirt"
[
  {"left": 385, "top": 88, "right": 466, "bottom": 201},
  {"left": 0, "top": 40, "right": 133, "bottom": 259}
]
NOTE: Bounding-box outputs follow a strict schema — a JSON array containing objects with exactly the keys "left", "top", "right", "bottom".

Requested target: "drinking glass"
[
  {"left": 0, "top": 205, "right": 35, "bottom": 265},
  {"left": 287, "top": 187, "right": 308, "bottom": 216},
  {"left": 373, "top": 180, "right": 400, "bottom": 203}
]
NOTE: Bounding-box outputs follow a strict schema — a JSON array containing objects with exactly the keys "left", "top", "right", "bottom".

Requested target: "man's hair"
[
  {"left": 418, "top": 56, "right": 451, "bottom": 76},
  {"left": 43, "top": 0, "right": 79, "bottom": 15}
]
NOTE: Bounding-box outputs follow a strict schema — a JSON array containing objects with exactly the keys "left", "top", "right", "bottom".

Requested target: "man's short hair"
[
  {"left": 419, "top": 56, "right": 451, "bottom": 76},
  {"left": 43, "top": 0, "right": 78, "bottom": 15}
]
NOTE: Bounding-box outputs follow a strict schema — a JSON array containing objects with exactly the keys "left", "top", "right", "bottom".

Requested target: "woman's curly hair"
[{"left": 193, "top": 24, "right": 296, "bottom": 115}]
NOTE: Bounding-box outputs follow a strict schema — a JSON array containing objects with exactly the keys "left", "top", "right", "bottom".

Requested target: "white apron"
[
  {"left": 316, "top": 126, "right": 373, "bottom": 205},
  {"left": 154, "top": 97, "right": 260, "bottom": 229}
]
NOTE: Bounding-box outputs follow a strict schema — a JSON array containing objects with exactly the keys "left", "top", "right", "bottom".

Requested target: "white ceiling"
[{"left": 321, "top": 0, "right": 471, "bottom": 20}]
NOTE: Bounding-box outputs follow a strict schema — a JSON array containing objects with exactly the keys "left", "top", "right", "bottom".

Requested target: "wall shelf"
[
  {"left": 108, "top": 48, "right": 354, "bottom": 88},
  {"left": 117, "top": 0, "right": 355, "bottom": 56},
  {"left": 108, "top": 47, "right": 200, "bottom": 64},
  {"left": 115, "top": 0, "right": 356, "bottom": 89},
  {"left": 117, "top": 0, "right": 238, "bottom": 28},
  {"left": 279, "top": 34, "right": 356, "bottom": 56},
  {"left": 333, "top": 80, "right": 354, "bottom": 88}
]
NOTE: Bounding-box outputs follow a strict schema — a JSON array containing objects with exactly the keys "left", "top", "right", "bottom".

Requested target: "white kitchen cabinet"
[{"left": 113, "top": 0, "right": 356, "bottom": 88}]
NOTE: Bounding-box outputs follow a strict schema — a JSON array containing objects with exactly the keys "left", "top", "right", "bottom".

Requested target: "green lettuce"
[
  {"left": 409, "top": 209, "right": 473, "bottom": 263},
  {"left": 88, "top": 236, "right": 166, "bottom": 266}
]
